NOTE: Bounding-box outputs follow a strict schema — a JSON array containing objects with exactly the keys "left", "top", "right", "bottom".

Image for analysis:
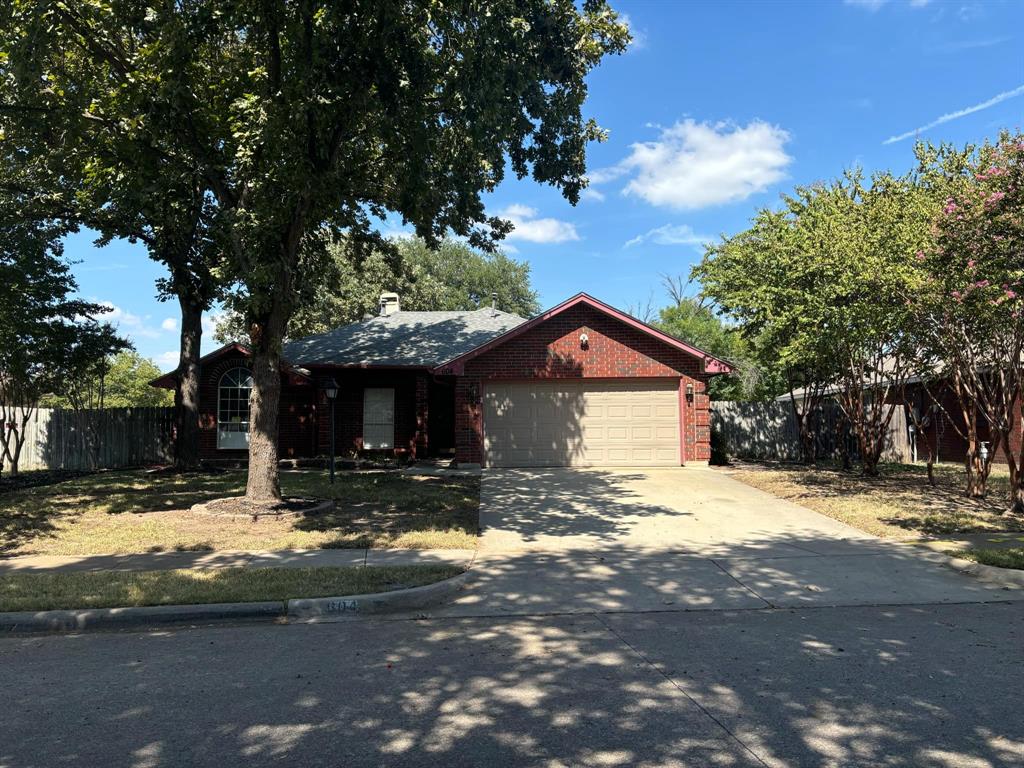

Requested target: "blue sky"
[{"left": 66, "top": 0, "right": 1024, "bottom": 370}]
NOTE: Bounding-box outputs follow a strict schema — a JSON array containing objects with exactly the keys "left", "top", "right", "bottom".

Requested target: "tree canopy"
[
  {"left": 40, "top": 351, "right": 173, "bottom": 410},
  {"left": 7, "top": 0, "right": 628, "bottom": 500},
  {"left": 0, "top": 194, "right": 128, "bottom": 474},
  {"left": 695, "top": 169, "right": 932, "bottom": 473},
  {"left": 215, "top": 237, "right": 540, "bottom": 343}
]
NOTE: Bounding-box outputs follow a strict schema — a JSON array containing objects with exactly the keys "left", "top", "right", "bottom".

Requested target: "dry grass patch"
[
  {"left": 729, "top": 461, "right": 1024, "bottom": 540},
  {"left": 0, "top": 469, "right": 479, "bottom": 556},
  {"left": 0, "top": 565, "right": 462, "bottom": 612}
]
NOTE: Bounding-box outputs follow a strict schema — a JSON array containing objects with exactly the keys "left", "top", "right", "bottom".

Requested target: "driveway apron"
[{"left": 430, "top": 467, "right": 1020, "bottom": 617}]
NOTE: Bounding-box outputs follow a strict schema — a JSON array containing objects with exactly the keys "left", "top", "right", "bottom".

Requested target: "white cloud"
[
  {"left": 157, "top": 351, "right": 180, "bottom": 368},
  {"left": 624, "top": 224, "right": 713, "bottom": 250},
  {"left": 882, "top": 83, "right": 1024, "bottom": 144},
  {"left": 619, "top": 13, "right": 648, "bottom": 52},
  {"left": 161, "top": 317, "right": 178, "bottom": 332},
  {"left": 605, "top": 119, "right": 792, "bottom": 210},
  {"left": 844, "top": 0, "right": 932, "bottom": 9},
  {"left": 497, "top": 204, "right": 580, "bottom": 244},
  {"left": 95, "top": 301, "right": 162, "bottom": 339},
  {"left": 929, "top": 37, "right": 1010, "bottom": 53},
  {"left": 202, "top": 311, "right": 226, "bottom": 337},
  {"left": 844, "top": 0, "right": 933, "bottom": 9},
  {"left": 580, "top": 188, "right": 606, "bottom": 203}
]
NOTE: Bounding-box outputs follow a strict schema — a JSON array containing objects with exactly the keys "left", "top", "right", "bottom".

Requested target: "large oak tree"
[{"left": 10, "top": 1, "right": 629, "bottom": 501}]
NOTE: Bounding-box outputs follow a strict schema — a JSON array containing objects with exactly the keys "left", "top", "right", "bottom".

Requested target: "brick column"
[
  {"left": 413, "top": 374, "right": 429, "bottom": 458},
  {"left": 454, "top": 377, "right": 484, "bottom": 465},
  {"left": 694, "top": 381, "right": 711, "bottom": 462}
]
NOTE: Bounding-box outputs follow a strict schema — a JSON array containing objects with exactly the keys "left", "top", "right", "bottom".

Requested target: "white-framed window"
[
  {"left": 217, "top": 367, "right": 253, "bottom": 450},
  {"left": 363, "top": 388, "right": 395, "bottom": 449}
]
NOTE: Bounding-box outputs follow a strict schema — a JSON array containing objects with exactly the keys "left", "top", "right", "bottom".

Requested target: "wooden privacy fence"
[
  {"left": 12, "top": 407, "right": 174, "bottom": 471},
  {"left": 711, "top": 400, "right": 913, "bottom": 464}
]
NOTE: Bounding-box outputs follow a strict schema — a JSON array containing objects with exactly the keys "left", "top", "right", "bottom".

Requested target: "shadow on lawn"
[
  {"left": 0, "top": 470, "right": 244, "bottom": 554},
  {"left": 739, "top": 461, "right": 1024, "bottom": 536},
  {"left": 0, "top": 469, "right": 479, "bottom": 555}
]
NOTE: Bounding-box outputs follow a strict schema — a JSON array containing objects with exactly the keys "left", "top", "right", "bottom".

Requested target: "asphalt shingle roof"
[{"left": 281, "top": 308, "right": 528, "bottom": 367}]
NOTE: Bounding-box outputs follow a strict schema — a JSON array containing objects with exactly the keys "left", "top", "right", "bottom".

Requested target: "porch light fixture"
[
  {"left": 579, "top": 332, "right": 589, "bottom": 349},
  {"left": 321, "top": 378, "right": 339, "bottom": 483},
  {"left": 467, "top": 382, "right": 480, "bottom": 405},
  {"left": 685, "top": 382, "right": 695, "bottom": 401}
]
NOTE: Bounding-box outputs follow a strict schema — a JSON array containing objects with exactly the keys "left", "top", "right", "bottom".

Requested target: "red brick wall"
[
  {"left": 197, "top": 351, "right": 317, "bottom": 461},
  {"left": 454, "top": 305, "right": 713, "bottom": 465},
  {"left": 313, "top": 369, "right": 422, "bottom": 458}
]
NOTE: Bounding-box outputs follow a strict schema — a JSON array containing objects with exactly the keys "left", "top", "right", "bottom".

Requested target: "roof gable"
[
  {"left": 434, "top": 293, "right": 734, "bottom": 375},
  {"left": 149, "top": 343, "right": 251, "bottom": 388}
]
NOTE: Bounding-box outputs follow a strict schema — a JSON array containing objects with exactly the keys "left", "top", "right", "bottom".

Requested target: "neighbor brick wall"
[{"left": 454, "top": 304, "right": 713, "bottom": 465}]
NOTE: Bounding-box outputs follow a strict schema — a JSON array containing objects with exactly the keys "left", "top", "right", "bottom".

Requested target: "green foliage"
[
  {"left": 913, "top": 132, "right": 1024, "bottom": 507},
  {"left": 40, "top": 351, "right": 173, "bottom": 409},
  {"left": 6, "top": 0, "right": 629, "bottom": 498},
  {"left": 216, "top": 237, "right": 540, "bottom": 342},
  {"left": 655, "top": 296, "right": 781, "bottom": 400},
  {"left": 0, "top": 195, "right": 129, "bottom": 473},
  {"left": 695, "top": 168, "right": 932, "bottom": 472}
]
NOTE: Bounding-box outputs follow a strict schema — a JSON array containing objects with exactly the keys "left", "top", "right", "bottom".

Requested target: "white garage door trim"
[{"left": 483, "top": 379, "right": 681, "bottom": 468}]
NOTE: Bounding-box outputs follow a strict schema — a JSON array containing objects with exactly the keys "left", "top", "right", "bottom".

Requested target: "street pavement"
[{"left": 1, "top": 601, "right": 1022, "bottom": 767}]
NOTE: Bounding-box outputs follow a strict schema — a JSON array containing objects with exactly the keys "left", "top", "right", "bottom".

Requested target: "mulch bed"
[{"left": 190, "top": 496, "right": 335, "bottom": 521}]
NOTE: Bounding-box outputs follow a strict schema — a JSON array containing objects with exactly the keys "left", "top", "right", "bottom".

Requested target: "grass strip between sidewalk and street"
[
  {"left": 953, "top": 548, "right": 1024, "bottom": 571},
  {"left": 0, "top": 564, "right": 463, "bottom": 612}
]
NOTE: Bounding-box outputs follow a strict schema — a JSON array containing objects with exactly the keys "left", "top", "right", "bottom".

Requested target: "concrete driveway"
[{"left": 433, "top": 467, "right": 1021, "bottom": 617}]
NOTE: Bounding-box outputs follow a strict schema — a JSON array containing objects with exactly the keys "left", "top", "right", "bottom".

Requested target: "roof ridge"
[{"left": 321, "top": 312, "right": 457, "bottom": 360}]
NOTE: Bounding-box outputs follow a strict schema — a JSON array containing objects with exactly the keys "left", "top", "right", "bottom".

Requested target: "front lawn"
[
  {"left": 954, "top": 548, "right": 1024, "bottom": 571},
  {"left": 0, "top": 469, "right": 479, "bottom": 556},
  {"left": 0, "top": 564, "right": 462, "bottom": 612},
  {"left": 728, "top": 461, "right": 1024, "bottom": 540}
]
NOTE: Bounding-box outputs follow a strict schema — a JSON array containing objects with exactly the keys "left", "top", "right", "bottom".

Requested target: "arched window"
[{"left": 217, "top": 368, "right": 253, "bottom": 449}]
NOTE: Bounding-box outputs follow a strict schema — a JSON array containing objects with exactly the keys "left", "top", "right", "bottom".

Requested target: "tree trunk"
[
  {"left": 245, "top": 310, "right": 286, "bottom": 502},
  {"left": 965, "top": 444, "right": 988, "bottom": 498},
  {"left": 174, "top": 295, "right": 204, "bottom": 471}
]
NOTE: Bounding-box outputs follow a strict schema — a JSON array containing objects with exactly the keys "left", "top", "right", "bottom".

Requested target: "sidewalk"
[{"left": 0, "top": 548, "right": 476, "bottom": 574}]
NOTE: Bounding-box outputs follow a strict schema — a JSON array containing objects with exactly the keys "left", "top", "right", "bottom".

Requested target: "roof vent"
[{"left": 379, "top": 292, "right": 400, "bottom": 317}]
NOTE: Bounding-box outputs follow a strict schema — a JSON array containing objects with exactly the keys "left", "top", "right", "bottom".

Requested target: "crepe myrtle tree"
[
  {"left": 914, "top": 133, "right": 1024, "bottom": 510},
  {"left": 696, "top": 209, "right": 840, "bottom": 464},
  {"left": 15, "top": 0, "right": 629, "bottom": 502}
]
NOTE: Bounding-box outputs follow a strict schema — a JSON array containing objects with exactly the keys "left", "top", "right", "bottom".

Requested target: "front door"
[{"left": 363, "top": 388, "right": 395, "bottom": 449}]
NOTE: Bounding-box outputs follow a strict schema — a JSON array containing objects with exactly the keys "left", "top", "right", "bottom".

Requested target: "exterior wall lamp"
[
  {"left": 685, "top": 382, "right": 695, "bottom": 402},
  {"left": 467, "top": 382, "right": 481, "bottom": 406}
]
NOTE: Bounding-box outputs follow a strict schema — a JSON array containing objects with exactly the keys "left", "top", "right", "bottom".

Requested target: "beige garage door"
[{"left": 483, "top": 380, "right": 680, "bottom": 468}]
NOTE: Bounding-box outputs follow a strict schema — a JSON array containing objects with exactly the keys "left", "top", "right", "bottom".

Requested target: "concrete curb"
[
  {"left": 930, "top": 551, "right": 1024, "bottom": 589},
  {"left": 287, "top": 571, "right": 472, "bottom": 620},
  {"left": 0, "top": 600, "right": 285, "bottom": 633},
  {"left": 0, "top": 571, "right": 471, "bottom": 634}
]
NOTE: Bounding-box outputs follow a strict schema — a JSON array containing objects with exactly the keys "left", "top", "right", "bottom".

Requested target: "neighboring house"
[
  {"left": 776, "top": 376, "right": 1020, "bottom": 464},
  {"left": 152, "top": 293, "right": 733, "bottom": 467}
]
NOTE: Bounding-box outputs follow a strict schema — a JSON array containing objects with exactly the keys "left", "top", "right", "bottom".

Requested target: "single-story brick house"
[{"left": 152, "top": 293, "right": 732, "bottom": 467}]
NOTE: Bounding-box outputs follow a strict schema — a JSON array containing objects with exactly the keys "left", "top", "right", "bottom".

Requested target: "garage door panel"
[{"left": 484, "top": 380, "right": 680, "bottom": 468}]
